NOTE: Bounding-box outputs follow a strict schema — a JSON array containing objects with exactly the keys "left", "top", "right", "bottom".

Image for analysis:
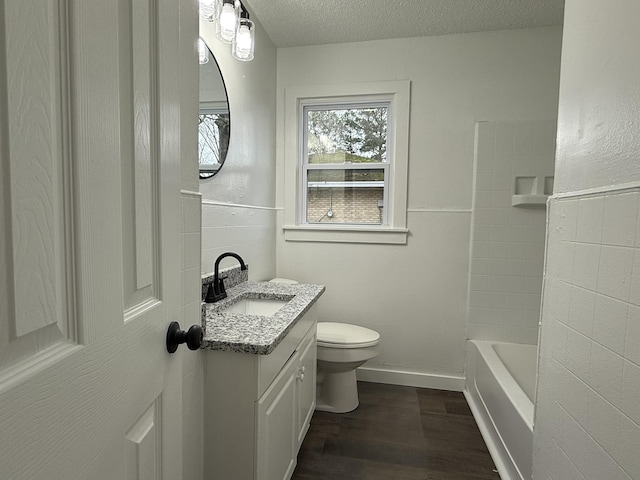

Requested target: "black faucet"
[{"left": 206, "top": 252, "right": 247, "bottom": 303}]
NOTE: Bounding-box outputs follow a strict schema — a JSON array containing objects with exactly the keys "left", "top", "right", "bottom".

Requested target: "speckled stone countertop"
[{"left": 201, "top": 281, "right": 325, "bottom": 354}]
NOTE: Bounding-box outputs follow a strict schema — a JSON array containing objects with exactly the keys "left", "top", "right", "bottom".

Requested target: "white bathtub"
[{"left": 464, "top": 340, "right": 537, "bottom": 480}]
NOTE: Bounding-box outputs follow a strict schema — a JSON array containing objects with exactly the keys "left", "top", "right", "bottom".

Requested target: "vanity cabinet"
[
  {"left": 256, "top": 326, "right": 317, "bottom": 480},
  {"left": 203, "top": 305, "right": 317, "bottom": 480},
  {"left": 295, "top": 330, "right": 316, "bottom": 447}
]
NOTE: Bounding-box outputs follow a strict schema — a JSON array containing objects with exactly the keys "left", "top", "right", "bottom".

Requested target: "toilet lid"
[{"left": 317, "top": 322, "right": 380, "bottom": 349}]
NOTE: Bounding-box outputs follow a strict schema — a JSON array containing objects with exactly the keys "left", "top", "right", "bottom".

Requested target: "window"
[
  {"left": 283, "top": 81, "right": 410, "bottom": 244},
  {"left": 303, "top": 103, "right": 389, "bottom": 225}
]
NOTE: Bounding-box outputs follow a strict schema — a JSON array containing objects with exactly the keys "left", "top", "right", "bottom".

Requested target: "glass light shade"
[
  {"left": 198, "top": 0, "right": 219, "bottom": 21},
  {"left": 216, "top": 1, "right": 237, "bottom": 44},
  {"left": 232, "top": 18, "right": 254, "bottom": 61},
  {"left": 197, "top": 38, "right": 209, "bottom": 64}
]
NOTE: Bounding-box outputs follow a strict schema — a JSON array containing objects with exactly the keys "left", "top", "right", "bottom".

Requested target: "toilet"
[
  {"left": 315, "top": 322, "right": 380, "bottom": 413},
  {"left": 269, "top": 278, "right": 381, "bottom": 414}
]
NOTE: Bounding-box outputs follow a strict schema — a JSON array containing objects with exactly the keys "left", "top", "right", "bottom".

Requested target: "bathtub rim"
[{"left": 464, "top": 339, "right": 536, "bottom": 480}]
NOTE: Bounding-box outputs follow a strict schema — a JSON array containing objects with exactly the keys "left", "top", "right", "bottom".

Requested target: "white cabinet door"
[
  {"left": 296, "top": 330, "right": 317, "bottom": 449},
  {"left": 256, "top": 357, "right": 298, "bottom": 480},
  {"left": 0, "top": 1, "right": 191, "bottom": 479}
]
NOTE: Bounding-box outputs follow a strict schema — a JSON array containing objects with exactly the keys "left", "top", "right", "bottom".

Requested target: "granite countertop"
[{"left": 201, "top": 281, "right": 325, "bottom": 354}]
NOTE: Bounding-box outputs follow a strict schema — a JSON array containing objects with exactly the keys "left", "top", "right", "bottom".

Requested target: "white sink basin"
[{"left": 222, "top": 298, "right": 289, "bottom": 316}]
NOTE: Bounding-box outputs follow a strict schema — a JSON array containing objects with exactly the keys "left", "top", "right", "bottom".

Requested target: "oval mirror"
[{"left": 198, "top": 39, "right": 230, "bottom": 179}]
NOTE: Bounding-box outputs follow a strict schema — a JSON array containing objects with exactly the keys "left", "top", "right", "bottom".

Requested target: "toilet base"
[{"left": 315, "top": 369, "right": 360, "bottom": 413}]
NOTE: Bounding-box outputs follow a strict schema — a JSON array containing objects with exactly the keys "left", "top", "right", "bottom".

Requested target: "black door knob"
[{"left": 166, "top": 322, "right": 203, "bottom": 353}]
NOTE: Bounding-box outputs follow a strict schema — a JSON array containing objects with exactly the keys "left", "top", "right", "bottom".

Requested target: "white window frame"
[{"left": 283, "top": 81, "right": 410, "bottom": 244}]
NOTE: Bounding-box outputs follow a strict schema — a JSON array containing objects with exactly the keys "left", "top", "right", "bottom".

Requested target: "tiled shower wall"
[
  {"left": 534, "top": 190, "right": 640, "bottom": 479},
  {"left": 467, "top": 120, "right": 556, "bottom": 344}
]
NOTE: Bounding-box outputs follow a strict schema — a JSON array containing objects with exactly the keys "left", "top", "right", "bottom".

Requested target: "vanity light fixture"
[
  {"left": 232, "top": 7, "right": 254, "bottom": 61},
  {"left": 199, "top": 0, "right": 255, "bottom": 62},
  {"left": 198, "top": 0, "right": 220, "bottom": 22},
  {"left": 197, "top": 37, "right": 209, "bottom": 64},
  {"left": 216, "top": 0, "right": 239, "bottom": 44}
]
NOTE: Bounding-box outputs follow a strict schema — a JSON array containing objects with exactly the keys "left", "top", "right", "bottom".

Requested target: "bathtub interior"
[{"left": 493, "top": 342, "right": 538, "bottom": 403}]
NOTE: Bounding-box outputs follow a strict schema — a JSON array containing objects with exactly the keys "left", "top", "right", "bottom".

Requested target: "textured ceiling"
[{"left": 243, "top": 0, "right": 565, "bottom": 48}]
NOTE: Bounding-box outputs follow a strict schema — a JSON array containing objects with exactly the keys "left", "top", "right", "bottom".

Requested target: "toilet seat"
[{"left": 317, "top": 322, "right": 380, "bottom": 349}]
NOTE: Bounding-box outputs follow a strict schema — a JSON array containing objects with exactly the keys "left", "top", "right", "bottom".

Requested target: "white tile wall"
[
  {"left": 183, "top": 193, "right": 203, "bottom": 323},
  {"left": 534, "top": 190, "right": 640, "bottom": 480},
  {"left": 467, "top": 120, "right": 556, "bottom": 344},
  {"left": 201, "top": 202, "right": 276, "bottom": 281},
  {"left": 181, "top": 191, "right": 204, "bottom": 480}
]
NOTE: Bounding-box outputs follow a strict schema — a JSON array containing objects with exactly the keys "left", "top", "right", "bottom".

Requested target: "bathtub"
[{"left": 464, "top": 340, "right": 537, "bottom": 480}]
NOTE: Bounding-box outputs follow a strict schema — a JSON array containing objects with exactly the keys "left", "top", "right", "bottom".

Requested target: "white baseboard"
[{"left": 355, "top": 366, "right": 465, "bottom": 392}]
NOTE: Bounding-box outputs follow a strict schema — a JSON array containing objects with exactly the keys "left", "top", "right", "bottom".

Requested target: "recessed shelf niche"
[{"left": 512, "top": 175, "right": 554, "bottom": 207}]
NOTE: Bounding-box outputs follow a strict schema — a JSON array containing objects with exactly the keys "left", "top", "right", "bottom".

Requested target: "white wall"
[
  {"left": 533, "top": 1, "right": 640, "bottom": 479},
  {"left": 468, "top": 120, "right": 556, "bottom": 345},
  {"left": 276, "top": 27, "right": 562, "bottom": 387},
  {"left": 199, "top": 15, "right": 278, "bottom": 280}
]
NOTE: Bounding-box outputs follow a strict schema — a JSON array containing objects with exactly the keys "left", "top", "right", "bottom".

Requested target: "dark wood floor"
[{"left": 292, "top": 382, "right": 501, "bottom": 480}]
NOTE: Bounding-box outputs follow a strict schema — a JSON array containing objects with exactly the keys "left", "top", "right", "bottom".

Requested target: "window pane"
[
  {"left": 198, "top": 112, "right": 230, "bottom": 170},
  {"left": 306, "top": 106, "right": 387, "bottom": 164},
  {"left": 306, "top": 168, "right": 384, "bottom": 224}
]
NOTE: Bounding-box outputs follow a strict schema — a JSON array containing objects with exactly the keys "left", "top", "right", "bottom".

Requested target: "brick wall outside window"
[{"left": 306, "top": 187, "right": 383, "bottom": 224}]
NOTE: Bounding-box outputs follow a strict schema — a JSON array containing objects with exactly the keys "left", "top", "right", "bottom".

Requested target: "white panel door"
[{"left": 0, "top": 0, "right": 191, "bottom": 479}]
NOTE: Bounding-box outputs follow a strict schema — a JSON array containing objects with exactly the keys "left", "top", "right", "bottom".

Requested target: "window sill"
[{"left": 282, "top": 225, "right": 408, "bottom": 245}]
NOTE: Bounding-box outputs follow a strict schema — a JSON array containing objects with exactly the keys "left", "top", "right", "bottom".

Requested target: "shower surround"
[{"left": 467, "top": 120, "right": 557, "bottom": 345}]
